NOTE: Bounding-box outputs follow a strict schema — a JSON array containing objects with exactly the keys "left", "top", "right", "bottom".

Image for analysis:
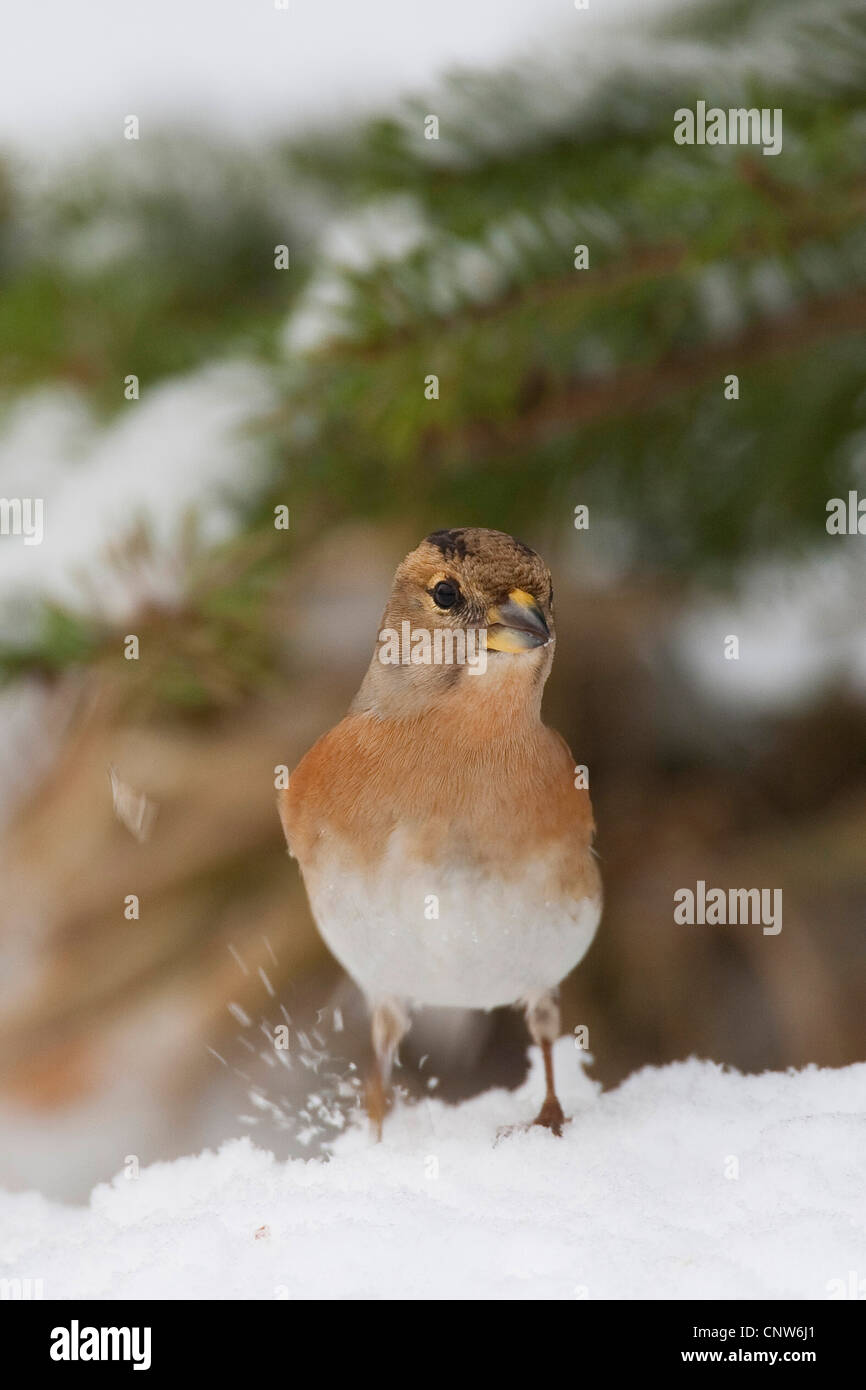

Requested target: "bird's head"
[{"left": 353, "top": 527, "right": 555, "bottom": 720}]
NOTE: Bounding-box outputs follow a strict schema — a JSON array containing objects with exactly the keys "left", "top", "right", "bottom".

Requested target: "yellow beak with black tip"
[{"left": 485, "top": 589, "right": 550, "bottom": 652}]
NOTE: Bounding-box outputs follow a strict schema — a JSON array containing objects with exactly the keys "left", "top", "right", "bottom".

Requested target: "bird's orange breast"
[{"left": 281, "top": 706, "right": 597, "bottom": 901}]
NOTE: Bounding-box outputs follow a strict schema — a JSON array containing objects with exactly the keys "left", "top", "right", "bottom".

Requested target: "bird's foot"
[
  {"left": 494, "top": 1099, "right": 569, "bottom": 1144},
  {"left": 532, "top": 1095, "right": 566, "bottom": 1137}
]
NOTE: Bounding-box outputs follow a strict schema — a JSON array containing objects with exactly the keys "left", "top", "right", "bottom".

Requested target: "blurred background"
[{"left": 0, "top": 0, "right": 864, "bottom": 1201}]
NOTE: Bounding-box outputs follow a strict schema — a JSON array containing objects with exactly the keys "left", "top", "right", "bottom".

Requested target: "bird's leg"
[
  {"left": 524, "top": 991, "right": 566, "bottom": 1135},
  {"left": 365, "top": 998, "right": 410, "bottom": 1140}
]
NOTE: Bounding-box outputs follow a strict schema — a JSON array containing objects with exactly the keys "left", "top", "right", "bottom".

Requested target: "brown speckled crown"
[{"left": 391, "top": 527, "right": 554, "bottom": 626}]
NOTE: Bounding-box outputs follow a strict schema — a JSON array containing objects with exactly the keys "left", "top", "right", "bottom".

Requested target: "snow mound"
[{"left": 2, "top": 1045, "right": 864, "bottom": 1300}]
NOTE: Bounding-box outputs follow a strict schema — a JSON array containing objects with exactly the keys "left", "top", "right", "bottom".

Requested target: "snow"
[
  {"left": 282, "top": 197, "right": 434, "bottom": 355},
  {"left": 0, "top": 361, "right": 276, "bottom": 630},
  {"left": 674, "top": 552, "right": 866, "bottom": 713},
  {"left": 3, "top": 1044, "right": 864, "bottom": 1300}
]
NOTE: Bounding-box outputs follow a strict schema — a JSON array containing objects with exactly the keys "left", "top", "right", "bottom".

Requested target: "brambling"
[{"left": 279, "top": 528, "right": 601, "bottom": 1136}]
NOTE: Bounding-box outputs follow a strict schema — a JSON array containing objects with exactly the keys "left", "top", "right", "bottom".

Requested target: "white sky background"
[{"left": 0, "top": 0, "right": 683, "bottom": 155}]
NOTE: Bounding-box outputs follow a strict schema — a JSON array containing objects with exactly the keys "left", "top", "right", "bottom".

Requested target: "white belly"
[{"left": 302, "top": 831, "right": 601, "bottom": 1010}]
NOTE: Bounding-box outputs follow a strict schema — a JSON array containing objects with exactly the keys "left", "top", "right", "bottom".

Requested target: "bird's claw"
[
  {"left": 494, "top": 1101, "right": 569, "bottom": 1144},
  {"left": 532, "top": 1096, "right": 566, "bottom": 1136}
]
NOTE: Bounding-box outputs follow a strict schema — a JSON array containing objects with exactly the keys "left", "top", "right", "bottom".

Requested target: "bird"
[{"left": 279, "top": 527, "right": 601, "bottom": 1137}]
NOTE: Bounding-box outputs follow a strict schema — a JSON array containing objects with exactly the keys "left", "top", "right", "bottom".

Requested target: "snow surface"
[{"left": 2, "top": 1043, "right": 864, "bottom": 1300}]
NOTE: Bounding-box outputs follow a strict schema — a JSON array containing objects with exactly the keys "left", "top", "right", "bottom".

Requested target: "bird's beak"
[{"left": 485, "top": 589, "right": 551, "bottom": 652}]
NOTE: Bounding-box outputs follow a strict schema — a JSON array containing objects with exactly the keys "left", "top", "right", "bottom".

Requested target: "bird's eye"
[{"left": 431, "top": 579, "right": 460, "bottom": 609}]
